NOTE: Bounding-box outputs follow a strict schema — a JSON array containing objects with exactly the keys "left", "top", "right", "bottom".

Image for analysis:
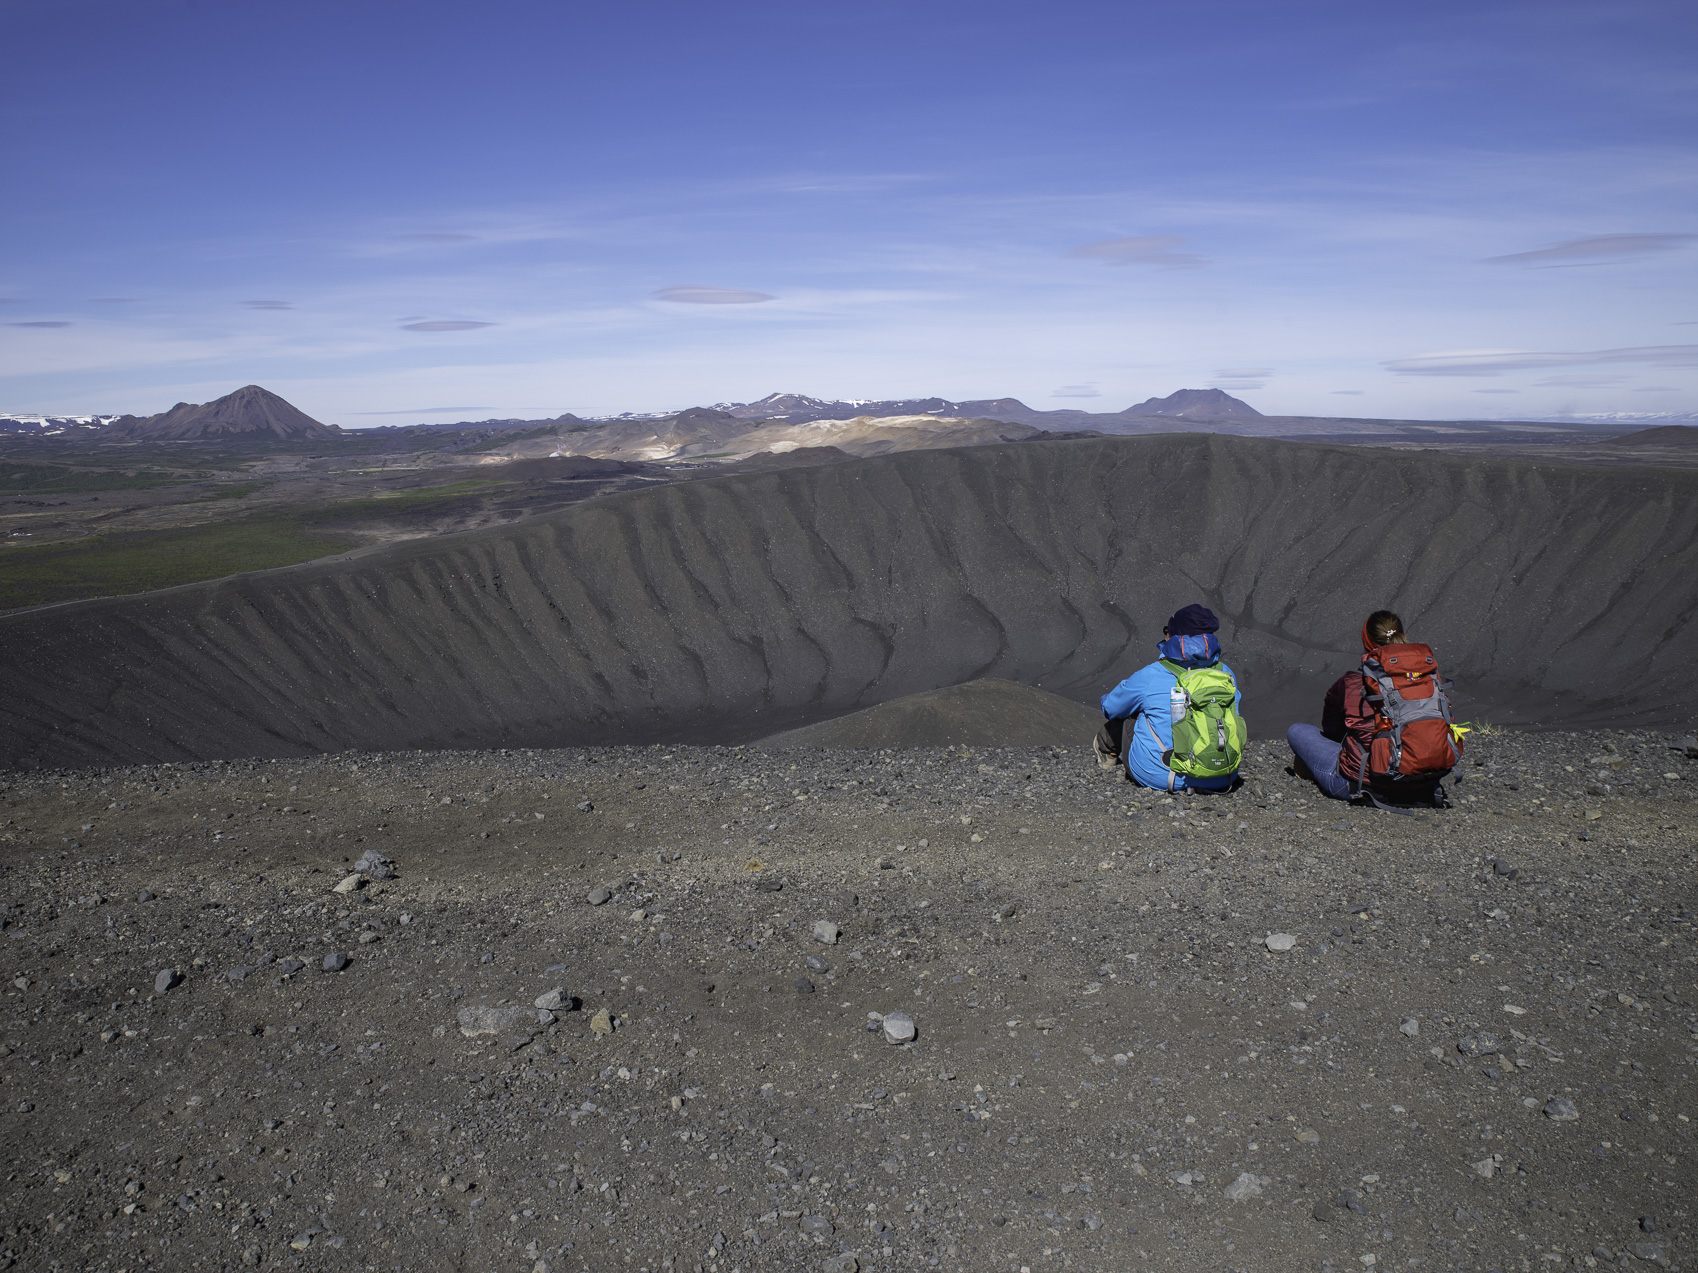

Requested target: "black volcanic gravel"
[{"left": 0, "top": 730, "right": 1694, "bottom": 1272}]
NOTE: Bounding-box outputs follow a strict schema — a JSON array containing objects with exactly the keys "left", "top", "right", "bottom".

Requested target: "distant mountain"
[
  {"left": 704, "top": 388, "right": 1263, "bottom": 428},
  {"left": 0, "top": 414, "right": 116, "bottom": 436},
  {"left": 102, "top": 386, "right": 342, "bottom": 441},
  {"left": 1127, "top": 388, "right": 1263, "bottom": 420},
  {"left": 1606, "top": 424, "right": 1698, "bottom": 448},
  {"left": 717, "top": 393, "right": 961, "bottom": 423}
]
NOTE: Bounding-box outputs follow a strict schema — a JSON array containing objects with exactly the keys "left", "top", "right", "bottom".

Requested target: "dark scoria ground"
[{"left": 1, "top": 731, "right": 1695, "bottom": 1273}]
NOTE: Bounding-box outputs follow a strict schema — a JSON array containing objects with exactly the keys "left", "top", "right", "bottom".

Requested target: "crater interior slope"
[
  {"left": 4, "top": 434, "right": 1697, "bottom": 769},
  {"left": 758, "top": 680, "right": 1101, "bottom": 749}
]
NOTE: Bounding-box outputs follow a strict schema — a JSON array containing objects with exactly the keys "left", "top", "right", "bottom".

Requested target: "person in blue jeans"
[
  {"left": 1095, "top": 603, "right": 1242, "bottom": 791},
  {"left": 1287, "top": 609, "right": 1404, "bottom": 800}
]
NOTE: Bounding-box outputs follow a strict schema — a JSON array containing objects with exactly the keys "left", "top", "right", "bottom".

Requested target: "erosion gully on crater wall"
[{"left": 3, "top": 434, "right": 1697, "bottom": 769}]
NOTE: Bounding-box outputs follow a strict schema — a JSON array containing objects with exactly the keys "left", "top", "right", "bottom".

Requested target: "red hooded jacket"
[{"left": 1321, "top": 622, "right": 1390, "bottom": 783}]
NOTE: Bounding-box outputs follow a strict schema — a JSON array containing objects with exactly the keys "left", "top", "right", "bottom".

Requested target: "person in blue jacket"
[{"left": 1094, "top": 603, "right": 1242, "bottom": 791}]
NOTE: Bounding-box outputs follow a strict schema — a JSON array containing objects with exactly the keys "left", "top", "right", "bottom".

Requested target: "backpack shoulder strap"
[{"left": 1157, "top": 658, "right": 1187, "bottom": 678}]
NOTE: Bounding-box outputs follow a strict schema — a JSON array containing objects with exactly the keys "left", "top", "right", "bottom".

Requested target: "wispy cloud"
[
  {"left": 654, "top": 285, "right": 776, "bottom": 304},
  {"left": 1484, "top": 233, "right": 1697, "bottom": 266},
  {"left": 1330, "top": 389, "right": 1364, "bottom": 395},
  {"left": 398, "top": 233, "right": 478, "bottom": 243},
  {"left": 1215, "top": 366, "right": 1272, "bottom": 379},
  {"left": 243, "top": 299, "right": 293, "bottom": 310},
  {"left": 1050, "top": 384, "right": 1100, "bottom": 397},
  {"left": 1067, "top": 235, "right": 1205, "bottom": 269},
  {"left": 90, "top": 297, "right": 139, "bottom": 304},
  {"left": 400, "top": 320, "right": 497, "bottom": 332},
  {"left": 8, "top": 320, "right": 71, "bottom": 328},
  {"left": 1386, "top": 345, "right": 1698, "bottom": 376}
]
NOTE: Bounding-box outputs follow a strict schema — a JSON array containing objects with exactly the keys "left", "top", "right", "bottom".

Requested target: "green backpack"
[{"left": 1158, "top": 659, "right": 1247, "bottom": 778}]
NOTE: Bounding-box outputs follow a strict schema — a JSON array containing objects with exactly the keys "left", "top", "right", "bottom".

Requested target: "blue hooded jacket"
[{"left": 1101, "top": 633, "right": 1242, "bottom": 791}]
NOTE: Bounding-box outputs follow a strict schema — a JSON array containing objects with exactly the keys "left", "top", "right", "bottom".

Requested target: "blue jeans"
[{"left": 1287, "top": 723, "right": 1353, "bottom": 800}]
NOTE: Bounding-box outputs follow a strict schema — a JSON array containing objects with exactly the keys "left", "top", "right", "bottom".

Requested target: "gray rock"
[
  {"left": 1631, "top": 1242, "right": 1666, "bottom": 1266},
  {"left": 322, "top": 951, "right": 349, "bottom": 973},
  {"left": 812, "top": 919, "right": 839, "bottom": 944},
  {"left": 1223, "top": 1172, "right": 1264, "bottom": 1201},
  {"left": 458, "top": 1004, "right": 550, "bottom": 1037},
  {"left": 822, "top": 1256, "right": 859, "bottom": 1273},
  {"left": 1640, "top": 1215, "right": 1659, "bottom": 1233},
  {"left": 805, "top": 954, "right": 831, "bottom": 973},
  {"left": 534, "top": 987, "right": 571, "bottom": 1011},
  {"left": 277, "top": 958, "right": 305, "bottom": 976},
  {"left": 1458, "top": 1031, "right": 1500, "bottom": 1057},
  {"left": 1311, "top": 1200, "right": 1334, "bottom": 1223},
  {"left": 881, "top": 1010, "right": 916, "bottom": 1044},
  {"left": 798, "top": 1215, "right": 833, "bottom": 1236},
  {"left": 1081, "top": 1212, "right": 1102, "bottom": 1231},
  {"left": 587, "top": 887, "right": 612, "bottom": 906},
  {"left": 793, "top": 977, "right": 815, "bottom": 994},
  {"left": 576, "top": 799, "right": 593, "bottom": 812},
  {"left": 355, "top": 849, "right": 395, "bottom": 880},
  {"left": 1543, "top": 1097, "right": 1580, "bottom": 1122},
  {"left": 1399, "top": 1017, "right": 1419, "bottom": 1037},
  {"left": 153, "top": 968, "right": 181, "bottom": 995},
  {"left": 226, "top": 966, "right": 256, "bottom": 981},
  {"left": 137, "top": 889, "right": 155, "bottom": 902}
]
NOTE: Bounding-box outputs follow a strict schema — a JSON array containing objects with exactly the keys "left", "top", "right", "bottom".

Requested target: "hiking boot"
[{"left": 1093, "top": 733, "right": 1121, "bottom": 773}]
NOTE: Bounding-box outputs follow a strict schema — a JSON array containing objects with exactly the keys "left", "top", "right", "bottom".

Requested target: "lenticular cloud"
[{"left": 654, "top": 286, "right": 775, "bottom": 304}]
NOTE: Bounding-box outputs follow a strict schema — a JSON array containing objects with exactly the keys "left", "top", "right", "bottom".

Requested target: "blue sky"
[{"left": 2, "top": 0, "right": 1694, "bottom": 424}]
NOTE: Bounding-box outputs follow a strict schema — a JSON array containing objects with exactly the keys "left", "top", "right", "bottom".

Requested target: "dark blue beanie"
[{"left": 1166, "top": 604, "right": 1220, "bottom": 636}]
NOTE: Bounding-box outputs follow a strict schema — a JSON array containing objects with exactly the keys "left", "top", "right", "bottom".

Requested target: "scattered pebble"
[
  {"left": 587, "top": 887, "right": 612, "bottom": 906},
  {"left": 1399, "top": 1017, "right": 1420, "bottom": 1037},
  {"left": 153, "top": 968, "right": 181, "bottom": 995},
  {"left": 1264, "top": 932, "right": 1296, "bottom": 952},
  {"left": 1458, "top": 1031, "right": 1500, "bottom": 1057},
  {"left": 812, "top": 919, "right": 840, "bottom": 944},
  {"left": 322, "top": 951, "right": 349, "bottom": 972},
  {"left": 1543, "top": 1097, "right": 1580, "bottom": 1122}
]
